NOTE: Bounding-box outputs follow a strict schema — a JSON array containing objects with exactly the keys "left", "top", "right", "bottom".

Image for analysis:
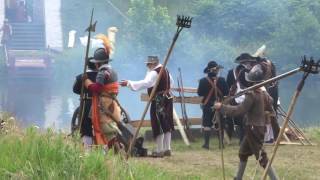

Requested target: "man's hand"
[
  {"left": 214, "top": 102, "right": 222, "bottom": 110},
  {"left": 119, "top": 80, "right": 128, "bottom": 87},
  {"left": 82, "top": 73, "right": 88, "bottom": 81}
]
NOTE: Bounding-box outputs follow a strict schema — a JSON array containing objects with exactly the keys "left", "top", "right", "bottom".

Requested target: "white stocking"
[
  {"left": 163, "top": 132, "right": 171, "bottom": 151},
  {"left": 156, "top": 133, "right": 164, "bottom": 153}
]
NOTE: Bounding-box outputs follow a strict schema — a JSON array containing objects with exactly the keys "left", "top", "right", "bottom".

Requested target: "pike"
[
  {"left": 78, "top": 9, "right": 97, "bottom": 133},
  {"left": 261, "top": 58, "right": 320, "bottom": 180},
  {"left": 126, "top": 15, "right": 192, "bottom": 159}
]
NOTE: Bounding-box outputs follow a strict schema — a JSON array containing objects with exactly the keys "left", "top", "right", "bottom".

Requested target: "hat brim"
[
  {"left": 89, "top": 59, "right": 112, "bottom": 63},
  {"left": 144, "top": 61, "right": 158, "bottom": 64},
  {"left": 234, "top": 58, "right": 257, "bottom": 64},
  {"left": 203, "top": 65, "right": 224, "bottom": 73}
]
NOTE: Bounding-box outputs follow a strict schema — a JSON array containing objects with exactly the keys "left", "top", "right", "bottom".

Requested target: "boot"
[
  {"left": 202, "top": 130, "right": 210, "bottom": 149},
  {"left": 234, "top": 161, "right": 247, "bottom": 180},
  {"left": 267, "top": 166, "right": 278, "bottom": 180}
]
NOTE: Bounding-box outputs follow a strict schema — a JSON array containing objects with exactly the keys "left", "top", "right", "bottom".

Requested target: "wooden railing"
[{"left": 128, "top": 88, "right": 203, "bottom": 127}]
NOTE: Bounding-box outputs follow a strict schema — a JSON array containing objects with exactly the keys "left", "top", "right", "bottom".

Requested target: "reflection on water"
[
  {"left": 0, "top": 69, "right": 319, "bottom": 133},
  {"left": 0, "top": 77, "right": 78, "bottom": 132}
]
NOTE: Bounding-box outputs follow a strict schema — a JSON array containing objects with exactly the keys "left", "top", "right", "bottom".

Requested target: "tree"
[{"left": 118, "top": 0, "right": 174, "bottom": 62}]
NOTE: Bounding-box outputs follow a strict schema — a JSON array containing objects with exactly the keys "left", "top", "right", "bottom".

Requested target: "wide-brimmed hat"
[
  {"left": 234, "top": 53, "right": 257, "bottom": 64},
  {"left": 144, "top": 56, "right": 159, "bottom": 64},
  {"left": 245, "top": 64, "right": 265, "bottom": 82},
  {"left": 89, "top": 48, "right": 110, "bottom": 63},
  {"left": 203, "top": 61, "right": 223, "bottom": 73}
]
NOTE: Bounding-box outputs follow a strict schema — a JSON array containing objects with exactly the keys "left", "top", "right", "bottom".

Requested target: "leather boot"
[
  {"left": 202, "top": 130, "right": 210, "bottom": 149},
  {"left": 234, "top": 161, "right": 247, "bottom": 180},
  {"left": 267, "top": 166, "right": 278, "bottom": 180}
]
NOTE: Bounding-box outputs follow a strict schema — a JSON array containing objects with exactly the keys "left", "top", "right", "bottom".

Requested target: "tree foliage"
[{"left": 118, "top": 0, "right": 173, "bottom": 62}]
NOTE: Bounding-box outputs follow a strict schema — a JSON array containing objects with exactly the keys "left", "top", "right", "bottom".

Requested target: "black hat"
[
  {"left": 203, "top": 61, "right": 223, "bottom": 73},
  {"left": 90, "top": 48, "right": 110, "bottom": 63},
  {"left": 234, "top": 53, "right": 257, "bottom": 64},
  {"left": 245, "top": 64, "right": 265, "bottom": 82},
  {"left": 87, "top": 59, "right": 96, "bottom": 70}
]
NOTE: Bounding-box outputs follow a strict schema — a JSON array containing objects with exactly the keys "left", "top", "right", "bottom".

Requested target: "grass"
[
  {"left": 0, "top": 113, "right": 319, "bottom": 179},
  {"left": 138, "top": 128, "right": 320, "bottom": 180},
  {"left": 0, "top": 114, "right": 181, "bottom": 179}
]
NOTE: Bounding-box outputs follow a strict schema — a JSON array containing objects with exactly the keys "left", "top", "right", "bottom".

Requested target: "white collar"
[{"left": 153, "top": 64, "right": 162, "bottom": 70}]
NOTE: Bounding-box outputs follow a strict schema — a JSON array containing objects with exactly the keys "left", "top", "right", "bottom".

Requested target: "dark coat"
[
  {"left": 73, "top": 71, "right": 98, "bottom": 137},
  {"left": 197, "top": 76, "right": 229, "bottom": 107},
  {"left": 197, "top": 76, "right": 229, "bottom": 128}
]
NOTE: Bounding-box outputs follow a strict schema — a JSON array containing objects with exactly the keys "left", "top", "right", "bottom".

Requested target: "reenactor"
[
  {"left": 214, "top": 64, "right": 278, "bottom": 180},
  {"left": 197, "top": 60, "right": 228, "bottom": 149}
]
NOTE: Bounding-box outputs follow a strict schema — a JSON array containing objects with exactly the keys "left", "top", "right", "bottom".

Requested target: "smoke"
[{"left": 1, "top": 0, "right": 319, "bottom": 131}]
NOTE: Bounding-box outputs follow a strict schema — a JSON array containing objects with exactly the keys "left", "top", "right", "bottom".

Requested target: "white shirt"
[{"left": 127, "top": 64, "right": 174, "bottom": 91}]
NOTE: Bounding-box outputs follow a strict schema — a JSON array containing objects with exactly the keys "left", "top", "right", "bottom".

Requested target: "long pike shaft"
[{"left": 79, "top": 9, "right": 94, "bottom": 131}]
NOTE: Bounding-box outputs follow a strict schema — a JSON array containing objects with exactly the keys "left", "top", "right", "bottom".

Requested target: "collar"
[{"left": 153, "top": 64, "right": 162, "bottom": 70}]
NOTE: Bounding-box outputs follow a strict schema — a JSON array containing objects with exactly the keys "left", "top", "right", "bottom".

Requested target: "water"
[{"left": 0, "top": 65, "right": 319, "bottom": 133}]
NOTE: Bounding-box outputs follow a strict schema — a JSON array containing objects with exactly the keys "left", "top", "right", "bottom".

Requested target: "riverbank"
[{"left": 0, "top": 114, "right": 319, "bottom": 179}]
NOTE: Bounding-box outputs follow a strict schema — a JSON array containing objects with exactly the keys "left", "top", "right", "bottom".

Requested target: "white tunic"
[{"left": 127, "top": 64, "right": 174, "bottom": 91}]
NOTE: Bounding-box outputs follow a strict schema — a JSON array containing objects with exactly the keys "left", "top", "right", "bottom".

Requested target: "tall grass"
[{"left": 0, "top": 115, "right": 183, "bottom": 180}]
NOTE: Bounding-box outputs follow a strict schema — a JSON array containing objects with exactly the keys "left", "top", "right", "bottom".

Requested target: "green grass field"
[{"left": 0, "top": 114, "right": 319, "bottom": 179}]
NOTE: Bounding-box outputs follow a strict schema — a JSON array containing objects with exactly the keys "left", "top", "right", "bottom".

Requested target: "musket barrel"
[{"left": 225, "top": 67, "right": 302, "bottom": 102}]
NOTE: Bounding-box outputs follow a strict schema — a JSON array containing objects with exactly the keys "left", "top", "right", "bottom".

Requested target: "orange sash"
[{"left": 92, "top": 82, "right": 119, "bottom": 145}]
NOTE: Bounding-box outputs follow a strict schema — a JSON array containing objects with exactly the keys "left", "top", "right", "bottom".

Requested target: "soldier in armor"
[
  {"left": 120, "top": 56, "right": 174, "bottom": 157},
  {"left": 214, "top": 64, "right": 278, "bottom": 180},
  {"left": 83, "top": 47, "right": 122, "bottom": 150},
  {"left": 72, "top": 61, "right": 98, "bottom": 150},
  {"left": 197, "top": 61, "right": 229, "bottom": 149}
]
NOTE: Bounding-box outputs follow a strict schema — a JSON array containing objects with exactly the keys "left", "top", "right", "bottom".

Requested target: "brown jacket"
[{"left": 220, "top": 89, "right": 274, "bottom": 127}]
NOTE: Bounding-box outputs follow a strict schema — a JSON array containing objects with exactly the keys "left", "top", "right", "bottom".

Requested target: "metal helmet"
[
  {"left": 245, "top": 64, "right": 265, "bottom": 82},
  {"left": 89, "top": 48, "right": 110, "bottom": 63}
]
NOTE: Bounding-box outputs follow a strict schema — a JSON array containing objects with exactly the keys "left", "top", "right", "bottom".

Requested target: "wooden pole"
[
  {"left": 261, "top": 72, "right": 309, "bottom": 180},
  {"left": 214, "top": 77, "right": 225, "bottom": 180},
  {"left": 78, "top": 9, "right": 96, "bottom": 133}
]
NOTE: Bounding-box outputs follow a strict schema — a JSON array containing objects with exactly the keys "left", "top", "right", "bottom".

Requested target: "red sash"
[{"left": 92, "top": 82, "right": 119, "bottom": 145}]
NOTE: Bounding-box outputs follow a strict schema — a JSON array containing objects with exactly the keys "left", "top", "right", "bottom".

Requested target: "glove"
[{"left": 119, "top": 80, "right": 128, "bottom": 87}]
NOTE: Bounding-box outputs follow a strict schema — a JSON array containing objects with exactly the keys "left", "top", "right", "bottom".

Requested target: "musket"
[
  {"left": 177, "top": 68, "right": 193, "bottom": 143},
  {"left": 177, "top": 67, "right": 189, "bottom": 130},
  {"left": 223, "top": 58, "right": 319, "bottom": 103},
  {"left": 78, "top": 9, "right": 97, "bottom": 133},
  {"left": 126, "top": 15, "right": 192, "bottom": 159}
]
